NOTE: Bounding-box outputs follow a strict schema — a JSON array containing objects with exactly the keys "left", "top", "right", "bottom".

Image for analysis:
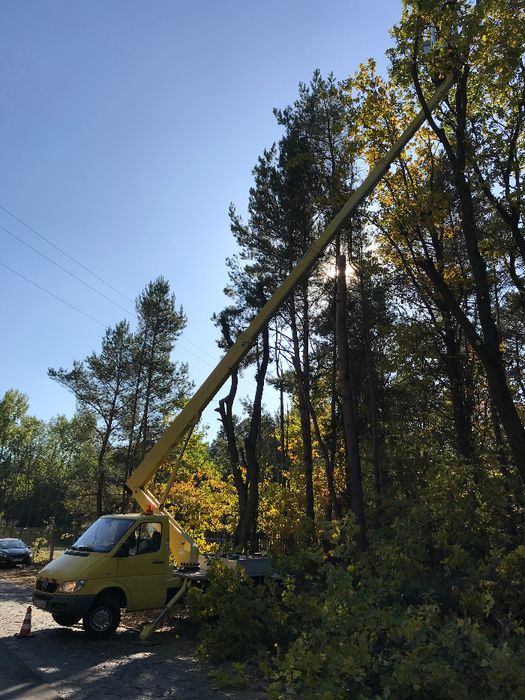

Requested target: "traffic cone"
[{"left": 17, "top": 606, "right": 34, "bottom": 638}]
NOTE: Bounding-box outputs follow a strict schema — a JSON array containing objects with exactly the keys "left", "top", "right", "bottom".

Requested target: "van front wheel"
[
  {"left": 83, "top": 598, "right": 121, "bottom": 637},
  {"left": 52, "top": 613, "right": 81, "bottom": 627}
]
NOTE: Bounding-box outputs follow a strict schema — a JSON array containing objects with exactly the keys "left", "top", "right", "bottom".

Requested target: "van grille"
[{"left": 36, "top": 579, "right": 58, "bottom": 593}]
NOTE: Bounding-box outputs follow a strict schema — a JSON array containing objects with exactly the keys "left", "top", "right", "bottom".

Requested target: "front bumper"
[
  {"left": 32, "top": 590, "right": 95, "bottom": 618},
  {"left": 0, "top": 555, "right": 30, "bottom": 565}
]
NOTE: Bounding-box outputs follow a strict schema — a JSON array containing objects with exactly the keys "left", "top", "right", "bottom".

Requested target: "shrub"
[
  {"left": 186, "top": 559, "right": 289, "bottom": 662},
  {"left": 187, "top": 520, "right": 525, "bottom": 698}
]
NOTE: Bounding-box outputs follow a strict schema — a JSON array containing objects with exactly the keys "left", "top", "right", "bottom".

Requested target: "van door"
[{"left": 117, "top": 521, "right": 168, "bottom": 610}]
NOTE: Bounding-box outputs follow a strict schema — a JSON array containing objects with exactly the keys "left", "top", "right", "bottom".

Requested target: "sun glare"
[{"left": 319, "top": 256, "right": 356, "bottom": 283}]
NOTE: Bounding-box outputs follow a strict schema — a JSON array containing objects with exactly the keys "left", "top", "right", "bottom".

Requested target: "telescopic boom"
[{"left": 126, "top": 74, "right": 455, "bottom": 564}]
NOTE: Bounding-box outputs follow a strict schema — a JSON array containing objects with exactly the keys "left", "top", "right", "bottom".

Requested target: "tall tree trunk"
[
  {"left": 336, "top": 254, "right": 366, "bottom": 550},
  {"left": 96, "top": 404, "right": 118, "bottom": 517},
  {"left": 441, "top": 318, "right": 474, "bottom": 462},
  {"left": 275, "top": 328, "right": 289, "bottom": 487},
  {"left": 289, "top": 289, "right": 315, "bottom": 523},
  {"left": 327, "top": 336, "right": 341, "bottom": 520},
  {"left": 96, "top": 461, "right": 105, "bottom": 517},
  {"left": 490, "top": 401, "right": 521, "bottom": 532},
  {"left": 303, "top": 385, "right": 339, "bottom": 521},
  {"left": 457, "top": 177, "right": 525, "bottom": 482},
  {"left": 237, "top": 315, "right": 270, "bottom": 550},
  {"left": 138, "top": 326, "right": 159, "bottom": 460},
  {"left": 414, "top": 67, "right": 525, "bottom": 485},
  {"left": 359, "top": 260, "right": 383, "bottom": 509},
  {"left": 216, "top": 313, "right": 247, "bottom": 546},
  {"left": 216, "top": 306, "right": 270, "bottom": 551},
  {"left": 121, "top": 366, "right": 143, "bottom": 511}
]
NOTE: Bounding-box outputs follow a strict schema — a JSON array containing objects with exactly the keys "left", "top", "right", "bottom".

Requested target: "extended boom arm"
[{"left": 127, "top": 74, "right": 455, "bottom": 564}]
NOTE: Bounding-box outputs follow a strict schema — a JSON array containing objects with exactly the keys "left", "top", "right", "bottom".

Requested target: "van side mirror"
[{"left": 115, "top": 542, "right": 130, "bottom": 558}]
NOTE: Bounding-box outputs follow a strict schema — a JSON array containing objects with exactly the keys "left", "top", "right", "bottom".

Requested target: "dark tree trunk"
[
  {"left": 336, "top": 255, "right": 366, "bottom": 550},
  {"left": 413, "top": 66, "right": 525, "bottom": 486},
  {"left": 278, "top": 379, "right": 287, "bottom": 485},
  {"left": 275, "top": 331, "right": 289, "bottom": 487},
  {"left": 490, "top": 401, "right": 521, "bottom": 533},
  {"left": 422, "top": 254, "right": 525, "bottom": 484},
  {"left": 216, "top": 306, "right": 270, "bottom": 551},
  {"left": 96, "top": 401, "right": 119, "bottom": 517},
  {"left": 290, "top": 289, "right": 315, "bottom": 523},
  {"left": 236, "top": 316, "right": 270, "bottom": 550},
  {"left": 300, "top": 378, "right": 339, "bottom": 521},
  {"left": 121, "top": 367, "right": 143, "bottom": 511},
  {"left": 138, "top": 326, "right": 158, "bottom": 461},
  {"left": 457, "top": 178, "right": 525, "bottom": 483},
  {"left": 441, "top": 318, "right": 474, "bottom": 462},
  {"left": 216, "top": 314, "right": 247, "bottom": 544},
  {"left": 359, "top": 260, "right": 383, "bottom": 509},
  {"left": 96, "top": 462, "right": 105, "bottom": 517},
  {"left": 327, "top": 339, "right": 341, "bottom": 520}
]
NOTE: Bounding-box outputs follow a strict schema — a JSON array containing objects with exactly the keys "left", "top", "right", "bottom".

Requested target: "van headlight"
[{"left": 57, "top": 580, "right": 86, "bottom": 593}]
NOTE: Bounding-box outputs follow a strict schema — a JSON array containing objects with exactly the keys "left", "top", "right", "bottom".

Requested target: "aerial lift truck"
[{"left": 33, "top": 63, "right": 455, "bottom": 638}]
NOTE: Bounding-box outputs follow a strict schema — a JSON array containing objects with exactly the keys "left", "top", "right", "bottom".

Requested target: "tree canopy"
[{"left": 3, "top": 1, "right": 525, "bottom": 695}]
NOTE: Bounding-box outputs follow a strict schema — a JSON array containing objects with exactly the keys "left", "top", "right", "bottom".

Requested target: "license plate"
[{"left": 34, "top": 599, "right": 47, "bottom": 610}]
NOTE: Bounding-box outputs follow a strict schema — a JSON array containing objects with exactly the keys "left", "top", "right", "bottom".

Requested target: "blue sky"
[{"left": 0, "top": 0, "right": 402, "bottom": 434}]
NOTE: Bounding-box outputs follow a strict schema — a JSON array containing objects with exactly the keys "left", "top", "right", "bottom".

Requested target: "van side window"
[{"left": 128, "top": 522, "right": 162, "bottom": 555}]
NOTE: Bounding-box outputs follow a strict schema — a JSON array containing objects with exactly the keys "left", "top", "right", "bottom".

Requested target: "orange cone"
[{"left": 17, "top": 606, "right": 34, "bottom": 637}]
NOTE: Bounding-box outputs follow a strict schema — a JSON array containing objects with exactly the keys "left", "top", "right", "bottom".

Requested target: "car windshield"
[
  {"left": 0, "top": 539, "right": 25, "bottom": 548},
  {"left": 71, "top": 518, "right": 134, "bottom": 553}
]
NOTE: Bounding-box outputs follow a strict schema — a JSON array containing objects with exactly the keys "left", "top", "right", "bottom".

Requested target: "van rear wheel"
[{"left": 82, "top": 598, "right": 121, "bottom": 637}]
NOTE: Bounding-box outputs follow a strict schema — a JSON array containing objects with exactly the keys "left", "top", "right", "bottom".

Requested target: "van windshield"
[{"left": 71, "top": 517, "right": 134, "bottom": 553}]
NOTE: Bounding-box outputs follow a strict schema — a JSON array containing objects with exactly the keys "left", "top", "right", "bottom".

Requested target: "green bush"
[
  {"left": 186, "top": 559, "right": 289, "bottom": 662},
  {"left": 187, "top": 518, "right": 525, "bottom": 698}
]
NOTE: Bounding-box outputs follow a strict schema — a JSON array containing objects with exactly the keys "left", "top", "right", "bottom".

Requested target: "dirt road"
[{"left": 0, "top": 573, "right": 264, "bottom": 699}]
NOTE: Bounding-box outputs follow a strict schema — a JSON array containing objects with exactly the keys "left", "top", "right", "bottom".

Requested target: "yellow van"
[{"left": 32, "top": 513, "right": 183, "bottom": 637}]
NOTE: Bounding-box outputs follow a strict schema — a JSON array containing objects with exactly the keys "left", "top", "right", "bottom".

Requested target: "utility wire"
[
  {"left": 0, "top": 231, "right": 217, "bottom": 368},
  {"left": 0, "top": 203, "right": 242, "bottom": 372},
  {"left": 0, "top": 204, "right": 222, "bottom": 363},
  {"left": 181, "top": 334, "right": 219, "bottom": 361},
  {"left": 0, "top": 223, "right": 135, "bottom": 317},
  {"left": 0, "top": 203, "right": 135, "bottom": 303},
  {"left": 0, "top": 259, "right": 259, "bottom": 409},
  {"left": 0, "top": 260, "right": 106, "bottom": 327},
  {"left": 176, "top": 339, "right": 215, "bottom": 368},
  {"left": 0, "top": 254, "right": 217, "bottom": 369}
]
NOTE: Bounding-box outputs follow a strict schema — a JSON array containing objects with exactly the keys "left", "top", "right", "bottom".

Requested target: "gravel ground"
[{"left": 0, "top": 568, "right": 266, "bottom": 699}]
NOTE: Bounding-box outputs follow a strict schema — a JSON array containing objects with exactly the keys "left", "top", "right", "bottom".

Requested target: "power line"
[
  {"left": 0, "top": 203, "right": 235, "bottom": 372},
  {"left": 176, "top": 339, "right": 215, "bottom": 368},
  {"left": 0, "top": 203, "right": 135, "bottom": 303},
  {"left": 0, "top": 223, "right": 135, "bottom": 318},
  {"left": 0, "top": 257, "right": 222, "bottom": 370},
  {"left": 181, "top": 334, "right": 219, "bottom": 361},
  {"left": 0, "top": 259, "right": 106, "bottom": 327},
  {"left": 1, "top": 258, "right": 261, "bottom": 408},
  {"left": 0, "top": 246, "right": 218, "bottom": 369},
  {"left": 0, "top": 205, "right": 222, "bottom": 360}
]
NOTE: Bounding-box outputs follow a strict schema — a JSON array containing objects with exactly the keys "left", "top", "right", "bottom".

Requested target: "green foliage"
[
  {"left": 187, "top": 516, "right": 525, "bottom": 699},
  {"left": 494, "top": 546, "right": 525, "bottom": 619},
  {"left": 197, "top": 16, "right": 525, "bottom": 691},
  {"left": 207, "top": 662, "right": 249, "bottom": 690},
  {"left": 186, "top": 559, "right": 289, "bottom": 663},
  {"left": 2, "top": 6, "right": 525, "bottom": 700},
  {"left": 160, "top": 428, "right": 237, "bottom": 550},
  {"left": 31, "top": 536, "right": 48, "bottom": 557},
  {"left": 0, "top": 391, "right": 99, "bottom": 529}
]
